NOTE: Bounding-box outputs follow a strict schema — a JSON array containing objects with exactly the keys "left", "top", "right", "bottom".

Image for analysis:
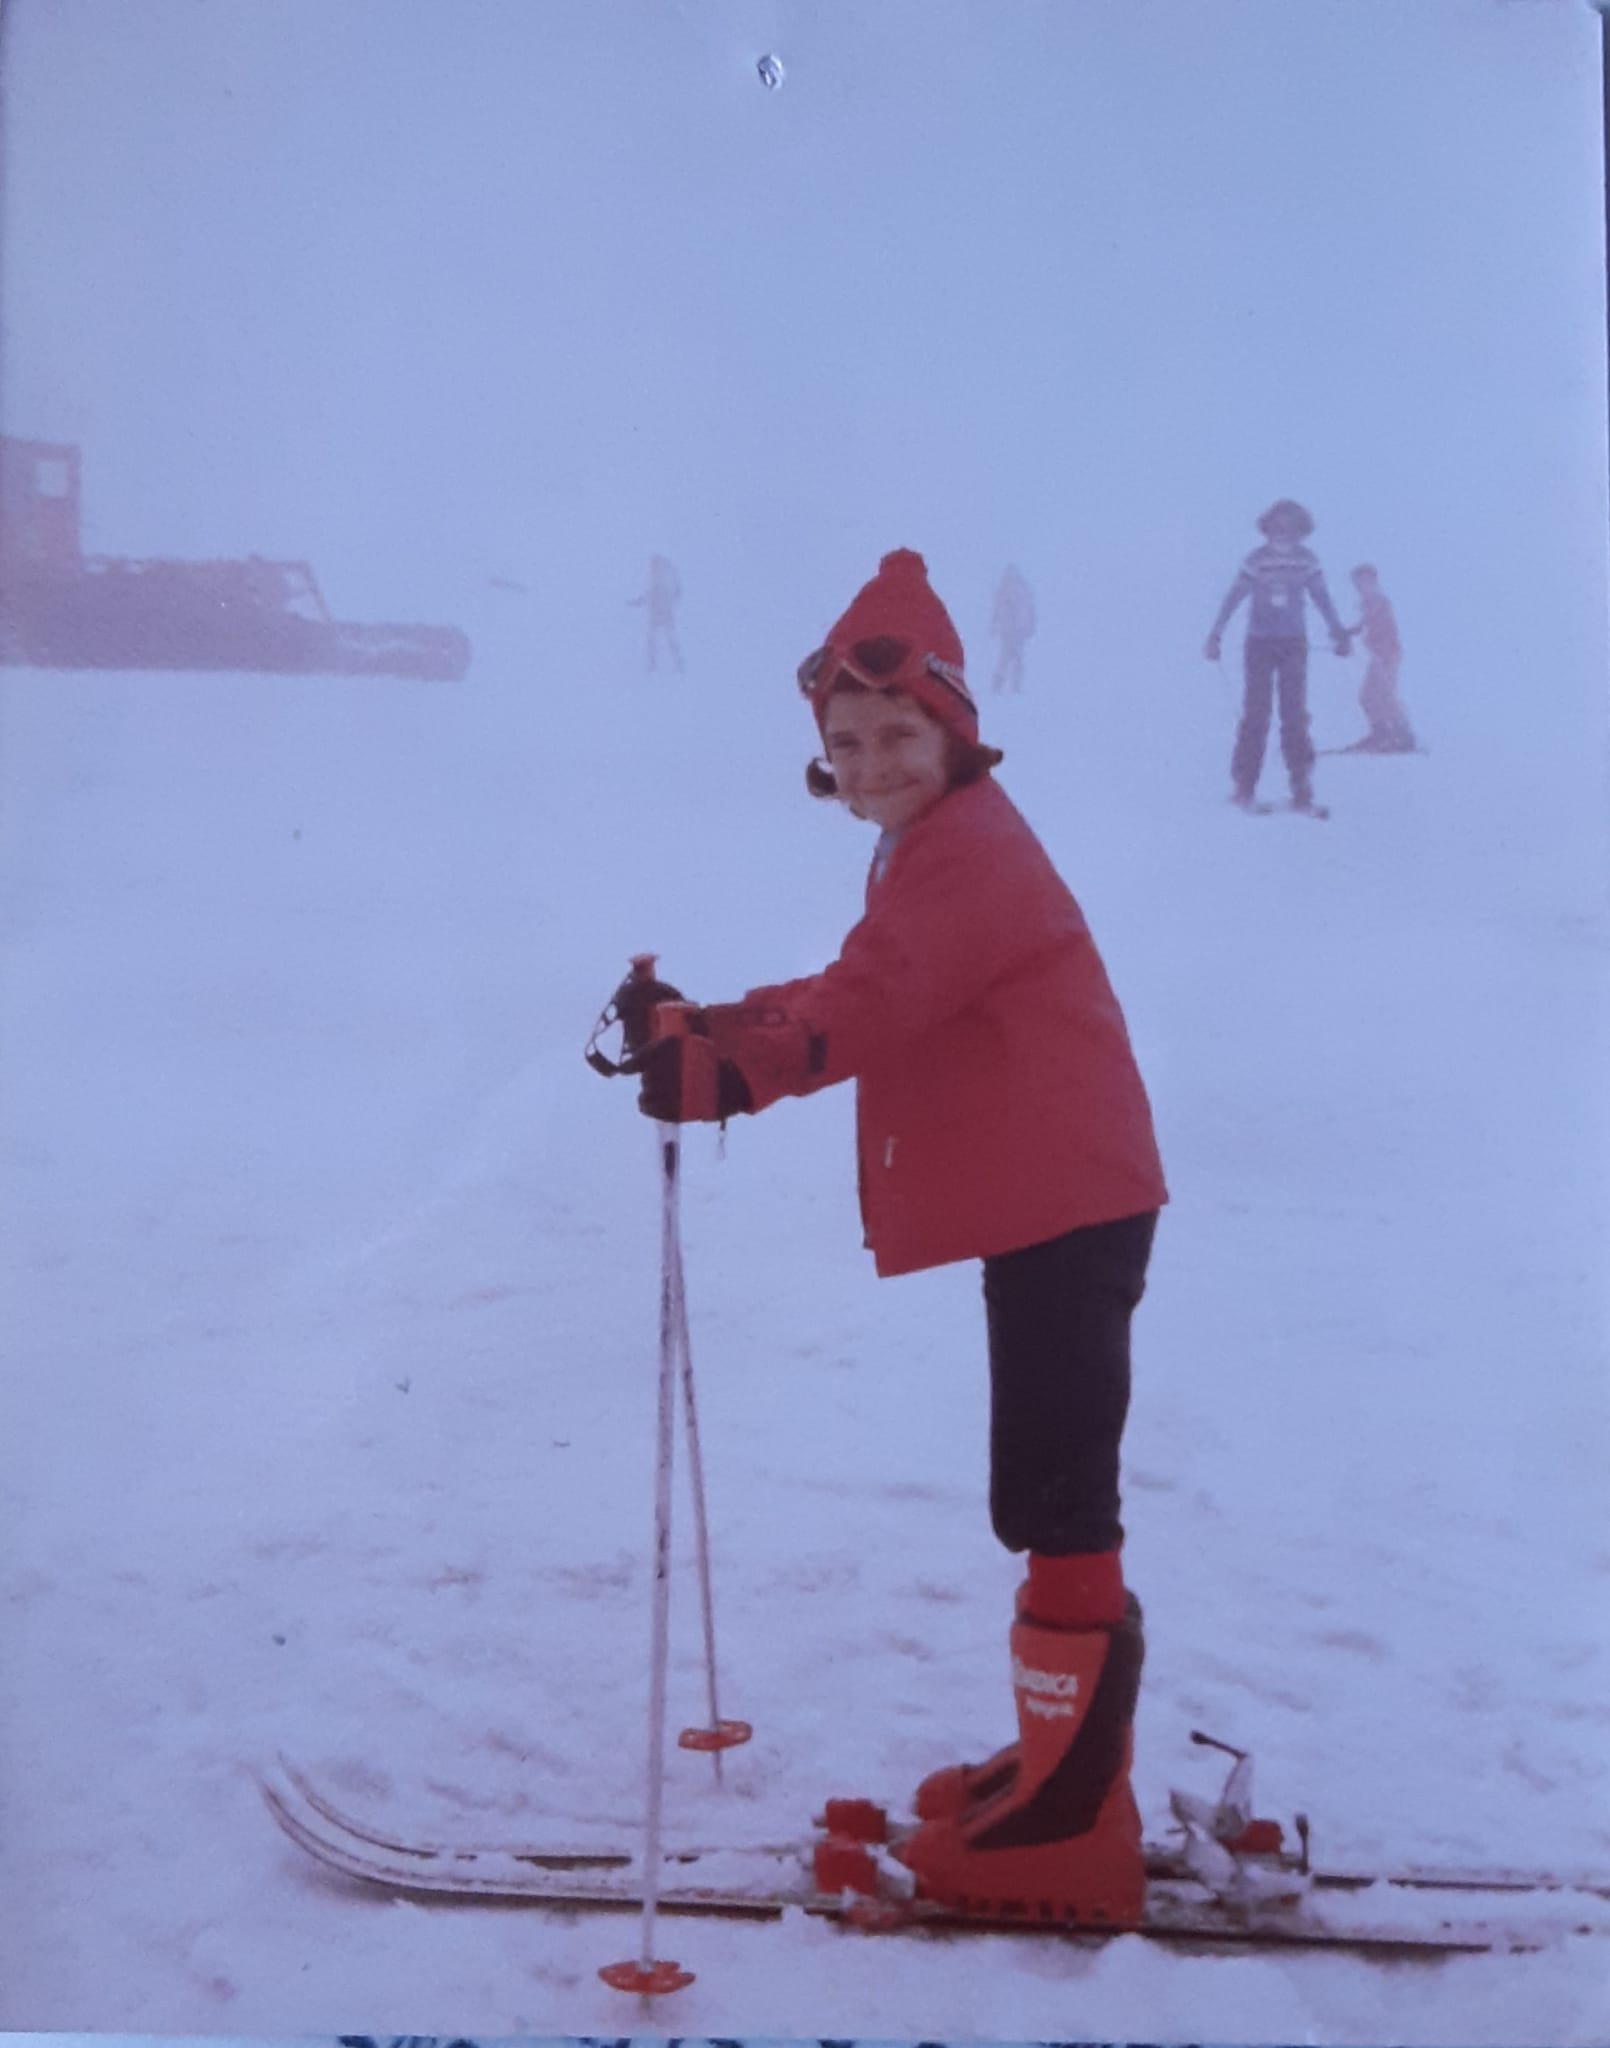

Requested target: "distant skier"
[
  {"left": 1204, "top": 500, "right": 1351, "bottom": 815},
  {"left": 1342, "top": 564, "right": 1418, "bottom": 753},
  {"left": 619, "top": 548, "right": 1166, "bottom": 1930},
  {"left": 629, "top": 553, "right": 685, "bottom": 675},
  {"left": 990, "top": 564, "right": 1036, "bottom": 692}
]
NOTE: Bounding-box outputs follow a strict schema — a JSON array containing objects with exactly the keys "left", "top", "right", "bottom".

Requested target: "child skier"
[
  {"left": 1343, "top": 564, "right": 1418, "bottom": 752},
  {"left": 1204, "top": 500, "right": 1352, "bottom": 813},
  {"left": 990, "top": 562, "right": 1037, "bottom": 692},
  {"left": 623, "top": 548, "right": 1167, "bottom": 1928}
]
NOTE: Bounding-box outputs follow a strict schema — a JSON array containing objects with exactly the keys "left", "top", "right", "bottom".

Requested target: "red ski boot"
[
  {"left": 895, "top": 1596, "right": 1146, "bottom": 1929},
  {"left": 911, "top": 1553, "right": 1129, "bottom": 1825},
  {"left": 913, "top": 1741, "right": 1018, "bottom": 1822}
]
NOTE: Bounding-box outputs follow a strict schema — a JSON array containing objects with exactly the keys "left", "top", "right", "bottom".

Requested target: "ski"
[
  {"left": 260, "top": 1759, "right": 1610, "bottom": 1957},
  {"left": 1316, "top": 741, "right": 1429, "bottom": 757},
  {"left": 269, "top": 1752, "right": 799, "bottom": 1867},
  {"left": 1230, "top": 796, "right": 1330, "bottom": 819}
]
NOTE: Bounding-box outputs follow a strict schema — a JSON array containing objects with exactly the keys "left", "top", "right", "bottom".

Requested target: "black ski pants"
[
  {"left": 1232, "top": 636, "right": 1314, "bottom": 801},
  {"left": 983, "top": 1209, "right": 1158, "bottom": 1556}
]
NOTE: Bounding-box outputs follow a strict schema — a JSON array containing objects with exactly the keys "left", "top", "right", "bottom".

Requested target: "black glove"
[
  {"left": 610, "top": 971, "right": 688, "bottom": 1060},
  {"left": 636, "top": 1026, "right": 755, "bottom": 1125}
]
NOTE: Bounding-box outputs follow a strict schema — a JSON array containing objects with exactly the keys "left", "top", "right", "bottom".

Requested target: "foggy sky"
[{"left": 1, "top": 0, "right": 1605, "bottom": 746}]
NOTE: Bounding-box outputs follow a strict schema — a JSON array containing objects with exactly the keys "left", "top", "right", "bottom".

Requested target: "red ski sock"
[{"left": 1022, "top": 1549, "right": 1125, "bottom": 1628}]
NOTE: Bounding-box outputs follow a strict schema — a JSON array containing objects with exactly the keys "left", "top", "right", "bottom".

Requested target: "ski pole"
[
  {"left": 586, "top": 955, "right": 749, "bottom": 1995},
  {"left": 589, "top": 958, "right": 696, "bottom": 1997},
  {"left": 599, "top": 1121, "right": 693, "bottom": 1999}
]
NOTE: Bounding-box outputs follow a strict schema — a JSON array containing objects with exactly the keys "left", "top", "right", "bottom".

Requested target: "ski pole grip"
[
  {"left": 615, "top": 954, "right": 673, "bottom": 1058},
  {"left": 585, "top": 953, "right": 673, "bottom": 1077}
]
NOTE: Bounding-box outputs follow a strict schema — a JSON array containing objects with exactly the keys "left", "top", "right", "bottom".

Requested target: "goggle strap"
[
  {"left": 798, "top": 645, "right": 976, "bottom": 717},
  {"left": 923, "top": 654, "right": 975, "bottom": 713}
]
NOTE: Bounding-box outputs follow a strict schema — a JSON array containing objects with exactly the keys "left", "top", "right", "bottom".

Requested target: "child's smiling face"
[{"left": 822, "top": 686, "right": 953, "bottom": 832}]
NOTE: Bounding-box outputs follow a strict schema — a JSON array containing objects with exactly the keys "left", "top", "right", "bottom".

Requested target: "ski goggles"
[{"left": 795, "top": 640, "right": 975, "bottom": 718}]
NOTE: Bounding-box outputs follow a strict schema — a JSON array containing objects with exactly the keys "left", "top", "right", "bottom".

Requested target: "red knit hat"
[{"left": 801, "top": 548, "right": 978, "bottom": 744}]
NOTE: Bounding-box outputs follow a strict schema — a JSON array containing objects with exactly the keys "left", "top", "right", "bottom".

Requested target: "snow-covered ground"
[
  {"left": 3, "top": 2, "right": 1608, "bottom": 2043},
  {"left": 3, "top": 625, "right": 1608, "bottom": 2042}
]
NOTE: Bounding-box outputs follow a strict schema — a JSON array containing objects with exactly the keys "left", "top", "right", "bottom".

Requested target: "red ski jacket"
[{"left": 705, "top": 778, "right": 1167, "bottom": 1277}]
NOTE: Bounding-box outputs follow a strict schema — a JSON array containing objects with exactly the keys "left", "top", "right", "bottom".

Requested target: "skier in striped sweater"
[{"left": 1204, "top": 500, "right": 1352, "bottom": 815}]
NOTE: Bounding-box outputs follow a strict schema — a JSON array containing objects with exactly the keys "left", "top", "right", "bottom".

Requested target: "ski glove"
[
  {"left": 635, "top": 1014, "right": 755, "bottom": 1125},
  {"left": 1203, "top": 635, "right": 1222, "bottom": 661},
  {"left": 608, "top": 968, "right": 691, "bottom": 1060}
]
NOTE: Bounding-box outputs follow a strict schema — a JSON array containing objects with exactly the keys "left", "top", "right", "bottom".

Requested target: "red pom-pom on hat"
[{"left": 871, "top": 547, "right": 931, "bottom": 584}]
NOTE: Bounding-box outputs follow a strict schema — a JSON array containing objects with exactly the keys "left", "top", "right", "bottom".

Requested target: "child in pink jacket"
[{"left": 1345, "top": 564, "right": 1418, "bottom": 752}]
